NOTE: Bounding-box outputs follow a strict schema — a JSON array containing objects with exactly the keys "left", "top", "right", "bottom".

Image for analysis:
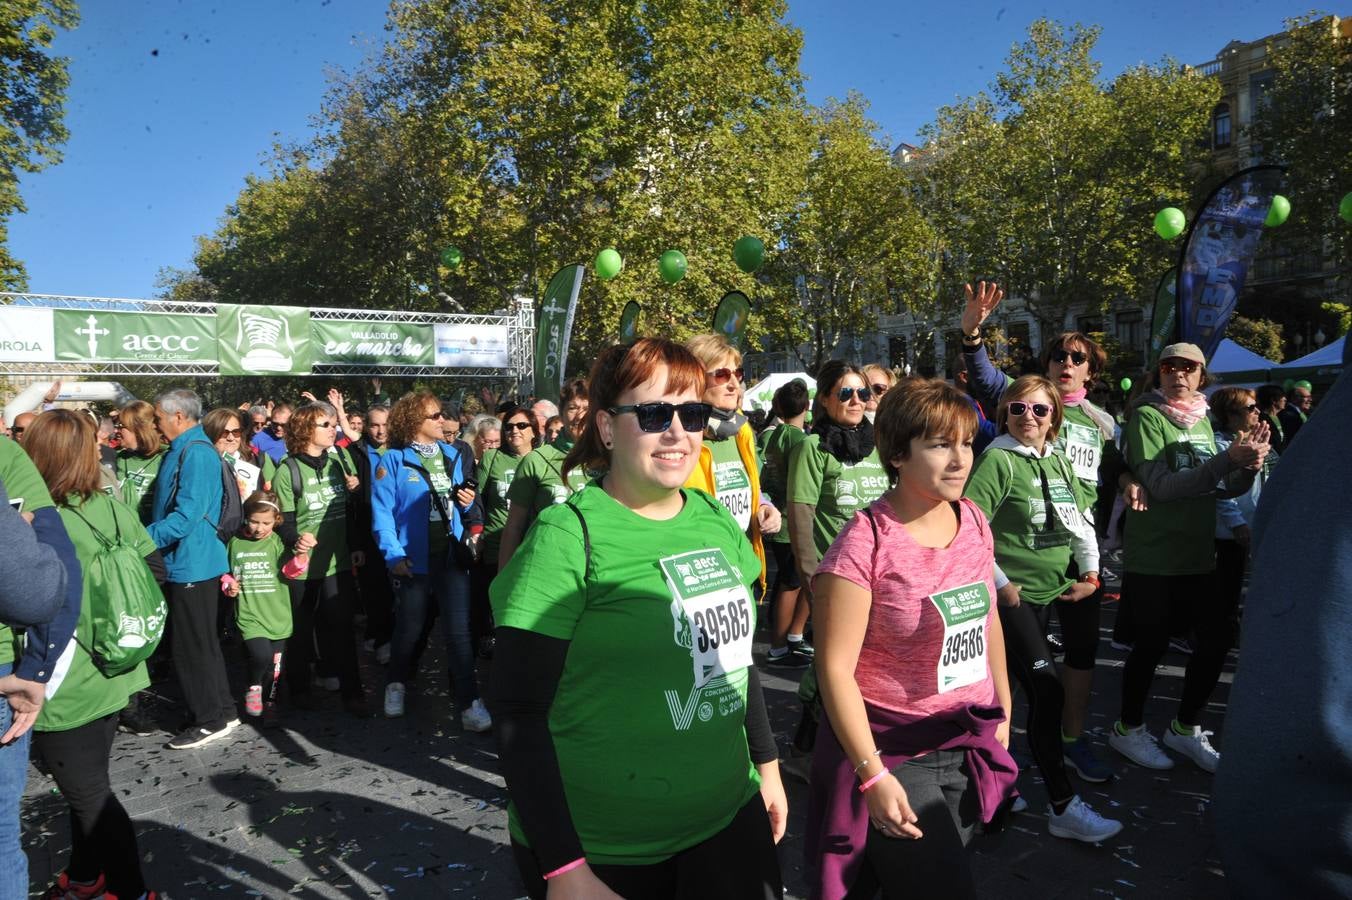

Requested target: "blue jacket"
[
  {"left": 370, "top": 443, "right": 481, "bottom": 575},
  {"left": 251, "top": 430, "right": 287, "bottom": 464},
  {"left": 148, "top": 424, "right": 228, "bottom": 583}
]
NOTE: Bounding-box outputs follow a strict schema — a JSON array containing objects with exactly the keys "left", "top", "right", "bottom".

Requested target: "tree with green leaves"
[
  {"left": 0, "top": 0, "right": 78, "bottom": 289},
  {"left": 914, "top": 20, "right": 1219, "bottom": 332},
  {"left": 1227, "top": 314, "right": 1285, "bottom": 362}
]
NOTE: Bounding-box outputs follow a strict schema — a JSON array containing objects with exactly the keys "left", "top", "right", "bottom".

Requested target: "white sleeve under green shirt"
[{"left": 490, "top": 485, "right": 762, "bottom": 865}]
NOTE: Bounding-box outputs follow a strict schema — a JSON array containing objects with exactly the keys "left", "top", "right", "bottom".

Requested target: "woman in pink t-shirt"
[{"left": 807, "top": 379, "right": 1017, "bottom": 900}]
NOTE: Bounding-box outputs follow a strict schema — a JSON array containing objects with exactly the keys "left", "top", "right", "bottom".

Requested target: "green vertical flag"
[
  {"left": 534, "top": 265, "right": 585, "bottom": 401},
  {"left": 218, "top": 304, "right": 313, "bottom": 376},
  {"left": 618, "top": 301, "right": 641, "bottom": 342},
  {"left": 712, "top": 291, "right": 751, "bottom": 349},
  {"left": 1147, "top": 268, "right": 1177, "bottom": 368}
]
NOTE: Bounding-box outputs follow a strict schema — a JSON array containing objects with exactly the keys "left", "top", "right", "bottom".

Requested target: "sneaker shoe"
[
  {"left": 1047, "top": 795, "right": 1124, "bottom": 843},
  {"left": 1063, "top": 735, "right": 1114, "bottom": 783},
  {"left": 167, "top": 721, "right": 232, "bottom": 750},
  {"left": 1162, "top": 723, "right": 1220, "bottom": 773},
  {"left": 375, "top": 643, "right": 391, "bottom": 665},
  {"left": 788, "top": 639, "right": 815, "bottom": 658},
  {"left": 44, "top": 871, "right": 106, "bottom": 899},
  {"left": 118, "top": 708, "right": 157, "bottom": 737},
  {"left": 1046, "top": 632, "right": 1065, "bottom": 656},
  {"left": 764, "top": 648, "right": 809, "bottom": 669},
  {"left": 1108, "top": 722, "right": 1175, "bottom": 770},
  {"left": 461, "top": 699, "right": 492, "bottom": 733},
  {"left": 1169, "top": 637, "right": 1194, "bottom": 655},
  {"left": 1010, "top": 795, "right": 1028, "bottom": 814},
  {"left": 244, "top": 686, "right": 263, "bottom": 718},
  {"left": 223, "top": 717, "right": 241, "bottom": 730},
  {"left": 1109, "top": 640, "right": 1133, "bottom": 652},
  {"left": 384, "top": 682, "right": 406, "bottom": 718},
  {"left": 362, "top": 638, "right": 376, "bottom": 653}
]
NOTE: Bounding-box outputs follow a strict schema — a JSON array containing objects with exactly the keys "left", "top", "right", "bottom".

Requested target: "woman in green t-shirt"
[
  {"left": 1109, "top": 344, "right": 1268, "bottom": 775},
  {"left": 760, "top": 379, "right": 811, "bottom": 667},
  {"left": 274, "top": 402, "right": 366, "bottom": 716},
  {"left": 964, "top": 376, "right": 1121, "bottom": 843},
  {"left": 113, "top": 400, "right": 166, "bottom": 526},
  {"left": 490, "top": 338, "right": 785, "bottom": 899},
  {"left": 25, "top": 410, "right": 162, "bottom": 900}
]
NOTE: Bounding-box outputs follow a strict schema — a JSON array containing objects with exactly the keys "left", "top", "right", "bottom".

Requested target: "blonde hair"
[{"left": 685, "top": 333, "right": 741, "bottom": 370}]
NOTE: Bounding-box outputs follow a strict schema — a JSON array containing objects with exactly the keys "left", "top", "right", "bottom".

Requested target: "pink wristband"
[
  {"left": 542, "top": 857, "right": 586, "bottom": 880},
  {"left": 858, "top": 770, "right": 889, "bottom": 793}
]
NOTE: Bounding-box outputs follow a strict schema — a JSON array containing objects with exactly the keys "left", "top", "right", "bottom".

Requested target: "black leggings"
[
  {"left": 511, "top": 795, "right": 782, "bottom": 900},
  {"left": 999, "top": 601, "right": 1074, "bottom": 805},
  {"left": 285, "top": 573, "right": 362, "bottom": 700},
  {"left": 843, "top": 749, "right": 980, "bottom": 900},
  {"left": 32, "top": 714, "right": 147, "bottom": 898},
  {"left": 1119, "top": 569, "right": 1237, "bottom": 726},
  {"left": 244, "top": 637, "right": 287, "bottom": 700}
]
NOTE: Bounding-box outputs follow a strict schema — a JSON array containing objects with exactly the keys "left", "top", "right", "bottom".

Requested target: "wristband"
[
  {"left": 858, "top": 770, "right": 889, "bottom": 793},
  {"left": 1079, "top": 573, "right": 1101, "bottom": 588},
  {"left": 542, "top": 857, "right": 586, "bottom": 880}
]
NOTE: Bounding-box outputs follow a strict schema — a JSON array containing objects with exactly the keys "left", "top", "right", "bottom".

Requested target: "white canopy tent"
[
  {"left": 1271, "top": 335, "right": 1346, "bottom": 376},
  {"left": 742, "top": 372, "right": 815, "bottom": 413},
  {"left": 1208, "top": 338, "right": 1278, "bottom": 387}
]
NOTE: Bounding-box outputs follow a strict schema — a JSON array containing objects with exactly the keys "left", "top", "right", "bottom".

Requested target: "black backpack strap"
[
  {"left": 285, "top": 457, "right": 304, "bottom": 503},
  {"left": 404, "top": 456, "right": 451, "bottom": 526},
  {"left": 563, "top": 499, "right": 591, "bottom": 583}
]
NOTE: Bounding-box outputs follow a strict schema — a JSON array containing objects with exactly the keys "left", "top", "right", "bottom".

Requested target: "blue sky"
[{"left": 9, "top": 0, "right": 1324, "bottom": 299}]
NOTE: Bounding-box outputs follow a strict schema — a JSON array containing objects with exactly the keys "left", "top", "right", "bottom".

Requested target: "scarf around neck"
[
  {"left": 707, "top": 407, "right": 747, "bottom": 441},
  {"left": 813, "top": 415, "right": 875, "bottom": 465},
  {"left": 1149, "top": 389, "right": 1210, "bottom": 430},
  {"left": 410, "top": 441, "right": 439, "bottom": 458}
]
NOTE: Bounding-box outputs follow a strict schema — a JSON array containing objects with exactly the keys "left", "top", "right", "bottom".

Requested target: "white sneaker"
[
  {"left": 375, "top": 643, "right": 391, "bottom": 665},
  {"left": 1109, "top": 722, "right": 1175, "bottom": 770},
  {"left": 1010, "top": 795, "right": 1028, "bottom": 813},
  {"left": 362, "top": 639, "right": 375, "bottom": 653},
  {"left": 1048, "top": 795, "right": 1124, "bottom": 843},
  {"left": 1163, "top": 724, "right": 1220, "bottom": 773},
  {"left": 383, "top": 682, "right": 406, "bottom": 718},
  {"left": 461, "top": 699, "right": 492, "bottom": 733}
]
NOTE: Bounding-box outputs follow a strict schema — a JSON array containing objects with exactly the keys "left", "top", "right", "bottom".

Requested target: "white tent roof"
[
  {"left": 1208, "top": 338, "right": 1276, "bottom": 374},
  {"left": 1273, "top": 335, "right": 1345, "bottom": 371},
  {"left": 742, "top": 372, "right": 815, "bottom": 412}
]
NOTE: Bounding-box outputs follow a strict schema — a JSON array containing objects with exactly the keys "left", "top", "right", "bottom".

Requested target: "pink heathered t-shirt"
[{"left": 816, "top": 497, "right": 998, "bottom": 717}]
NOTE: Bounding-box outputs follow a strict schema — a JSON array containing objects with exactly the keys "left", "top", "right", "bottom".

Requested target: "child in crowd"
[{"left": 223, "top": 491, "right": 296, "bottom": 720}]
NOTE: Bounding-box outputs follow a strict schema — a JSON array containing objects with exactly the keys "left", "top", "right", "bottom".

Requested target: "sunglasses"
[
  {"left": 837, "top": 387, "right": 872, "bottom": 403},
  {"left": 1050, "top": 348, "right": 1089, "bottom": 366},
  {"left": 1160, "top": 359, "right": 1201, "bottom": 375},
  {"left": 315, "top": 421, "right": 337, "bottom": 429},
  {"left": 425, "top": 411, "right": 446, "bottom": 420},
  {"left": 221, "top": 428, "right": 242, "bottom": 437},
  {"left": 1007, "top": 401, "right": 1052, "bottom": 419},
  {"left": 707, "top": 367, "right": 745, "bottom": 385},
  {"left": 871, "top": 383, "right": 889, "bottom": 397},
  {"left": 502, "top": 421, "right": 533, "bottom": 432},
  {"left": 608, "top": 401, "right": 713, "bottom": 434},
  {"left": 10, "top": 427, "right": 23, "bottom": 436},
  {"left": 1244, "top": 403, "right": 1259, "bottom": 412}
]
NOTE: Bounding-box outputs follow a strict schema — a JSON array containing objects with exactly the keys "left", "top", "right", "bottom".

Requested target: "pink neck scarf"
[
  {"left": 1060, "top": 387, "right": 1088, "bottom": 406},
  {"left": 1151, "top": 390, "right": 1209, "bottom": 429}
]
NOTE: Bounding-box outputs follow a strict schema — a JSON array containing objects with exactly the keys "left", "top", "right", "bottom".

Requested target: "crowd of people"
[{"left": 0, "top": 285, "right": 1329, "bottom": 898}]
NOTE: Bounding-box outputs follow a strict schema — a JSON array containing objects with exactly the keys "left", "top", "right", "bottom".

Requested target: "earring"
[{"left": 603, "top": 440, "right": 613, "bottom": 449}]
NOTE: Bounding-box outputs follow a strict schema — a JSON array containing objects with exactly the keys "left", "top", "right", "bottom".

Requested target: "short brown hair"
[
  {"left": 387, "top": 392, "right": 442, "bottom": 449},
  {"left": 875, "top": 379, "right": 978, "bottom": 483},
  {"left": 284, "top": 402, "right": 337, "bottom": 457},
  {"left": 997, "top": 375, "right": 1064, "bottom": 444},
  {"left": 1041, "top": 332, "right": 1107, "bottom": 377},
  {"left": 559, "top": 378, "right": 589, "bottom": 407},
  {"left": 564, "top": 338, "right": 706, "bottom": 481},
  {"left": 23, "top": 410, "right": 101, "bottom": 505},
  {"left": 1209, "top": 387, "right": 1255, "bottom": 428},
  {"left": 117, "top": 400, "right": 162, "bottom": 458}
]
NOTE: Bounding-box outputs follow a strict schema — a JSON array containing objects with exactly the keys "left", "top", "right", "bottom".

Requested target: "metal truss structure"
[{"left": 0, "top": 293, "right": 535, "bottom": 385}]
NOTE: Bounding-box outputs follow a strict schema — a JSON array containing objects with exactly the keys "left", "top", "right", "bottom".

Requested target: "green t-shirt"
[
  {"left": 424, "top": 451, "right": 455, "bottom": 562},
  {"left": 38, "top": 493, "right": 153, "bottom": 732},
  {"left": 1124, "top": 406, "right": 1219, "bottom": 576},
  {"left": 477, "top": 448, "right": 520, "bottom": 561},
  {"left": 506, "top": 444, "right": 588, "bottom": 524},
  {"left": 229, "top": 532, "right": 292, "bottom": 641},
  {"left": 273, "top": 450, "right": 354, "bottom": 579},
  {"left": 0, "top": 436, "right": 56, "bottom": 666},
  {"left": 788, "top": 435, "right": 889, "bottom": 557},
  {"left": 114, "top": 448, "right": 164, "bottom": 526},
  {"left": 759, "top": 424, "right": 806, "bottom": 544},
  {"left": 491, "top": 486, "right": 762, "bottom": 865},
  {"left": 260, "top": 453, "right": 278, "bottom": 489},
  {"left": 707, "top": 436, "right": 754, "bottom": 532},
  {"left": 963, "top": 446, "right": 1081, "bottom": 605},
  {"left": 1056, "top": 406, "right": 1110, "bottom": 504}
]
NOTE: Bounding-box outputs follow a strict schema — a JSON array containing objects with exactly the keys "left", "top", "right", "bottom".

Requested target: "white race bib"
[
  {"left": 713, "top": 459, "right": 753, "bottom": 530},
  {"left": 929, "top": 581, "right": 991, "bottom": 693},
  {"left": 660, "top": 549, "right": 754, "bottom": 688},
  {"left": 1060, "top": 421, "right": 1100, "bottom": 483}
]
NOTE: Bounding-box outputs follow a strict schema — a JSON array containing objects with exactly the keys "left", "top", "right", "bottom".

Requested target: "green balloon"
[
  {"left": 595, "top": 248, "right": 623, "bottom": 280},
  {"left": 732, "top": 235, "right": 765, "bottom": 273},
  {"left": 440, "top": 246, "right": 463, "bottom": 269},
  {"left": 1296, "top": 379, "right": 1312, "bottom": 391},
  {"left": 1119, "top": 377, "right": 1132, "bottom": 392},
  {"left": 1341, "top": 192, "right": 1352, "bottom": 224},
  {"left": 1282, "top": 379, "right": 1295, "bottom": 391},
  {"left": 658, "top": 250, "right": 688, "bottom": 285},
  {"left": 1153, "top": 207, "right": 1186, "bottom": 240},
  {"left": 1264, "top": 195, "right": 1290, "bottom": 227}
]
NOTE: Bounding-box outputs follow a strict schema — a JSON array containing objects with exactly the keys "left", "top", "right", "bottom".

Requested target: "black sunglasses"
[
  {"left": 1050, "top": 348, "right": 1088, "bottom": 366},
  {"left": 425, "top": 411, "right": 446, "bottom": 420},
  {"left": 1008, "top": 401, "right": 1052, "bottom": 419},
  {"left": 707, "top": 367, "right": 745, "bottom": 385},
  {"left": 502, "top": 421, "right": 533, "bottom": 432},
  {"left": 870, "top": 383, "right": 890, "bottom": 397},
  {"left": 1160, "top": 359, "right": 1200, "bottom": 375},
  {"left": 608, "top": 402, "right": 712, "bottom": 434},
  {"left": 837, "top": 387, "right": 871, "bottom": 403}
]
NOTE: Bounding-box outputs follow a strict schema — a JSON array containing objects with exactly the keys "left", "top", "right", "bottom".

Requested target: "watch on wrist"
[{"left": 1080, "top": 572, "right": 1101, "bottom": 588}]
